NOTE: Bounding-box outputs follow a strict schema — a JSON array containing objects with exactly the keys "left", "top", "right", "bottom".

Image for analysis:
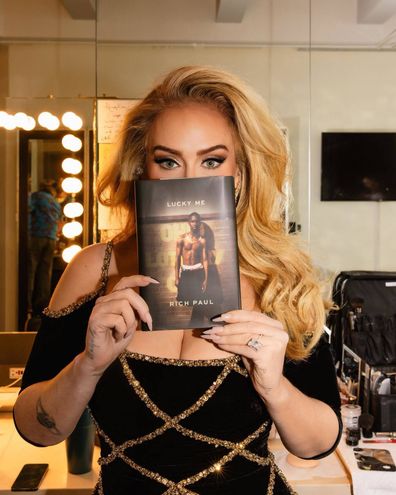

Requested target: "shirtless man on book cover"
[{"left": 175, "top": 212, "right": 208, "bottom": 304}]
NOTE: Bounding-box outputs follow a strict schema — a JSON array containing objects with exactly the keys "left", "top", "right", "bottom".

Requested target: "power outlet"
[{"left": 9, "top": 367, "right": 25, "bottom": 379}]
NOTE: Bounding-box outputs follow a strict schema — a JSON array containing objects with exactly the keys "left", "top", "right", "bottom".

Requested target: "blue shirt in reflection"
[{"left": 28, "top": 191, "right": 62, "bottom": 240}]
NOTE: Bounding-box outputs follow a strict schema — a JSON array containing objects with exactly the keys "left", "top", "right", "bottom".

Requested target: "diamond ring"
[{"left": 247, "top": 337, "right": 263, "bottom": 352}]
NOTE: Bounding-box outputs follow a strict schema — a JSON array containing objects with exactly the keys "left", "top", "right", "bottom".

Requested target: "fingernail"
[
  {"left": 202, "top": 328, "right": 216, "bottom": 335},
  {"left": 148, "top": 277, "right": 160, "bottom": 284},
  {"left": 211, "top": 317, "right": 224, "bottom": 322},
  {"left": 145, "top": 312, "right": 153, "bottom": 331},
  {"left": 221, "top": 313, "right": 231, "bottom": 320}
]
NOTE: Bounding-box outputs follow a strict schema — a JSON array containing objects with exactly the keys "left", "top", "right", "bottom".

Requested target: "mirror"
[
  {"left": 18, "top": 130, "right": 93, "bottom": 331},
  {"left": 1, "top": 1, "right": 396, "bottom": 332}
]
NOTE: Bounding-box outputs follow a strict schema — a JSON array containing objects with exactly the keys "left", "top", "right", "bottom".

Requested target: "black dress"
[{"left": 17, "top": 242, "right": 342, "bottom": 495}]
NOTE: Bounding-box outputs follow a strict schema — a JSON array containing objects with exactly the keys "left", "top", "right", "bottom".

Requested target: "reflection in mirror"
[{"left": 18, "top": 130, "right": 92, "bottom": 331}]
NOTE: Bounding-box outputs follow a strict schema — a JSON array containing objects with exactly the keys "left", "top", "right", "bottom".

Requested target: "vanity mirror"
[{"left": 18, "top": 129, "right": 94, "bottom": 330}]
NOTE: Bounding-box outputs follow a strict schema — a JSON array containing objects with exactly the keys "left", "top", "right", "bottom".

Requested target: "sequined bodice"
[{"left": 88, "top": 351, "right": 295, "bottom": 495}]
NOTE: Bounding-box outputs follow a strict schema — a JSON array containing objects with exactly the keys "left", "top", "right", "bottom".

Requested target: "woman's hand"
[
  {"left": 200, "top": 310, "right": 289, "bottom": 399},
  {"left": 82, "top": 275, "right": 158, "bottom": 376}
]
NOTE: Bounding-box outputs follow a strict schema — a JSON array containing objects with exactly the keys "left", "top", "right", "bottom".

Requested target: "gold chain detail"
[
  {"left": 120, "top": 352, "right": 235, "bottom": 423},
  {"left": 43, "top": 241, "right": 113, "bottom": 318},
  {"left": 89, "top": 355, "right": 279, "bottom": 494},
  {"left": 122, "top": 350, "right": 247, "bottom": 375},
  {"left": 274, "top": 462, "right": 299, "bottom": 495}
]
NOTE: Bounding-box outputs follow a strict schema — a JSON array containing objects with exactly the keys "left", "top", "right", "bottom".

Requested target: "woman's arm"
[
  {"left": 201, "top": 310, "right": 341, "bottom": 459},
  {"left": 14, "top": 353, "right": 102, "bottom": 446},
  {"left": 254, "top": 374, "right": 340, "bottom": 458},
  {"left": 14, "top": 245, "right": 156, "bottom": 446}
]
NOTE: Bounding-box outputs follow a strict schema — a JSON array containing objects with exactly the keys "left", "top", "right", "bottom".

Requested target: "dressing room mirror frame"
[{"left": 18, "top": 129, "right": 94, "bottom": 330}]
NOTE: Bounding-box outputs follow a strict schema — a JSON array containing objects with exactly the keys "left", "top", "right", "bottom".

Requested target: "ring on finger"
[{"left": 247, "top": 337, "right": 263, "bottom": 352}]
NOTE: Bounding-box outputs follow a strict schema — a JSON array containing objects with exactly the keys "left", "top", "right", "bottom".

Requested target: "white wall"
[{"left": 310, "top": 51, "right": 396, "bottom": 272}]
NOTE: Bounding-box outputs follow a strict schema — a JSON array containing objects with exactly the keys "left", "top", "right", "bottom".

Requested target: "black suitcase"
[
  {"left": 327, "top": 271, "right": 396, "bottom": 368},
  {"left": 327, "top": 271, "right": 396, "bottom": 432}
]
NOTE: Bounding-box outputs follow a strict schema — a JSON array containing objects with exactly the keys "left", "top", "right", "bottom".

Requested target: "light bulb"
[
  {"left": 46, "top": 115, "right": 60, "bottom": 130},
  {"left": 61, "top": 177, "right": 82, "bottom": 194},
  {"left": 4, "top": 115, "right": 16, "bottom": 130},
  {"left": 62, "top": 221, "right": 83, "bottom": 238},
  {"left": 22, "top": 116, "right": 36, "bottom": 131},
  {"left": 62, "top": 244, "right": 82, "bottom": 263},
  {"left": 62, "top": 134, "right": 82, "bottom": 152},
  {"left": 62, "top": 158, "right": 82, "bottom": 174},
  {"left": 63, "top": 202, "right": 84, "bottom": 218},
  {"left": 14, "top": 112, "right": 28, "bottom": 128},
  {"left": 62, "top": 112, "right": 83, "bottom": 130},
  {"left": 38, "top": 111, "right": 52, "bottom": 127},
  {"left": 0, "top": 111, "right": 8, "bottom": 126}
]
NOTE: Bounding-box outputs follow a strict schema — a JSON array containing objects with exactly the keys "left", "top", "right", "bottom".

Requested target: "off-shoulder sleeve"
[
  {"left": 20, "top": 300, "right": 95, "bottom": 392},
  {"left": 283, "top": 335, "right": 343, "bottom": 459},
  {"left": 20, "top": 242, "right": 113, "bottom": 391}
]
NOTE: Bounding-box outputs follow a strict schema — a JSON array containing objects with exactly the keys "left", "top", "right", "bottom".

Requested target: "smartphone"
[{"left": 11, "top": 463, "right": 49, "bottom": 491}]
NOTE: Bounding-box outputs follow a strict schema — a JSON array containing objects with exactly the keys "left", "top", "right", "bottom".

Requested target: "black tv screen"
[{"left": 321, "top": 132, "right": 396, "bottom": 201}]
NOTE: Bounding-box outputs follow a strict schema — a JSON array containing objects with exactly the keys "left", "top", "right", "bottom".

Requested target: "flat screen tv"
[{"left": 321, "top": 132, "right": 396, "bottom": 201}]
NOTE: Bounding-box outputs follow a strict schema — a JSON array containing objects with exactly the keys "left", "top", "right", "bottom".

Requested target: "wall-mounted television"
[{"left": 321, "top": 132, "right": 396, "bottom": 201}]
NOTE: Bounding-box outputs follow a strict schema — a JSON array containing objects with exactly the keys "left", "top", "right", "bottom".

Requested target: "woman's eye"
[
  {"left": 154, "top": 158, "right": 180, "bottom": 170},
  {"left": 203, "top": 157, "right": 225, "bottom": 169}
]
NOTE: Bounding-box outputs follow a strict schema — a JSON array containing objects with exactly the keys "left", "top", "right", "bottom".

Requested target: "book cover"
[{"left": 135, "top": 176, "right": 241, "bottom": 330}]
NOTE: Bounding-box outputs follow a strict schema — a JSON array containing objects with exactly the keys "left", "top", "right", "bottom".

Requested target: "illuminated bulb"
[
  {"left": 62, "top": 221, "right": 83, "bottom": 238},
  {"left": 214, "top": 464, "right": 222, "bottom": 472},
  {"left": 0, "top": 111, "right": 8, "bottom": 126},
  {"left": 62, "top": 134, "right": 82, "bottom": 152},
  {"left": 3, "top": 115, "right": 16, "bottom": 130},
  {"left": 62, "top": 157, "right": 82, "bottom": 174},
  {"left": 38, "top": 111, "right": 52, "bottom": 127},
  {"left": 63, "top": 202, "right": 84, "bottom": 218},
  {"left": 62, "top": 244, "right": 82, "bottom": 263},
  {"left": 14, "top": 112, "right": 28, "bottom": 127},
  {"left": 62, "top": 112, "right": 83, "bottom": 130},
  {"left": 46, "top": 115, "right": 60, "bottom": 130},
  {"left": 61, "top": 177, "right": 82, "bottom": 194},
  {"left": 22, "top": 116, "right": 36, "bottom": 131}
]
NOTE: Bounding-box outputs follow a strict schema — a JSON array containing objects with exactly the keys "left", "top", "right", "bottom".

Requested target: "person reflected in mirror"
[{"left": 25, "top": 179, "right": 62, "bottom": 331}]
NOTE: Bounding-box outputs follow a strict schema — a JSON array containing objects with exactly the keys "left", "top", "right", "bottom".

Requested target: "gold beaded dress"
[{"left": 18, "top": 242, "right": 342, "bottom": 495}]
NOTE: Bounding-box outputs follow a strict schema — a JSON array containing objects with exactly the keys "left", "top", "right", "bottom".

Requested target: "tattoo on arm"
[{"left": 36, "top": 397, "right": 62, "bottom": 435}]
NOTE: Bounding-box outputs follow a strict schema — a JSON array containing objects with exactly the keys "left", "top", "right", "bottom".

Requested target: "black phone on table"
[{"left": 11, "top": 463, "right": 49, "bottom": 491}]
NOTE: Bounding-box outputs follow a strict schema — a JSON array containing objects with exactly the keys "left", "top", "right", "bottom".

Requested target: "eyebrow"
[{"left": 151, "top": 144, "right": 229, "bottom": 155}]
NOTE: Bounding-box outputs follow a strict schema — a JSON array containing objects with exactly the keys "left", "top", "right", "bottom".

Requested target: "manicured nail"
[
  {"left": 202, "top": 328, "right": 216, "bottom": 335},
  {"left": 145, "top": 312, "right": 153, "bottom": 331},
  {"left": 147, "top": 276, "right": 160, "bottom": 284},
  {"left": 210, "top": 314, "right": 223, "bottom": 321},
  {"left": 221, "top": 313, "right": 231, "bottom": 320},
  {"left": 211, "top": 317, "right": 224, "bottom": 323}
]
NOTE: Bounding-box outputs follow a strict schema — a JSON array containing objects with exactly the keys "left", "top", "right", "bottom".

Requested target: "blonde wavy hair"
[{"left": 97, "top": 65, "right": 327, "bottom": 360}]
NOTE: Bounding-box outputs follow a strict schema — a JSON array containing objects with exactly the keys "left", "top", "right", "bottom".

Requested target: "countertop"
[
  {"left": 337, "top": 433, "right": 396, "bottom": 495},
  {"left": 0, "top": 411, "right": 350, "bottom": 494}
]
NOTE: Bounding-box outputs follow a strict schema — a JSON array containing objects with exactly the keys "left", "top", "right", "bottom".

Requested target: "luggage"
[
  {"left": 327, "top": 271, "right": 396, "bottom": 368},
  {"left": 327, "top": 271, "right": 396, "bottom": 432}
]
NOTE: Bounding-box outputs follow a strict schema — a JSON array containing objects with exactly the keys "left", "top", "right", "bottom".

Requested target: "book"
[{"left": 134, "top": 176, "right": 241, "bottom": 330}]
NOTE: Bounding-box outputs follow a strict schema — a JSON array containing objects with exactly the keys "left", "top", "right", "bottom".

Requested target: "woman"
[{"left": 14, "top": 66, "right": 342, "bottom": 495}]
